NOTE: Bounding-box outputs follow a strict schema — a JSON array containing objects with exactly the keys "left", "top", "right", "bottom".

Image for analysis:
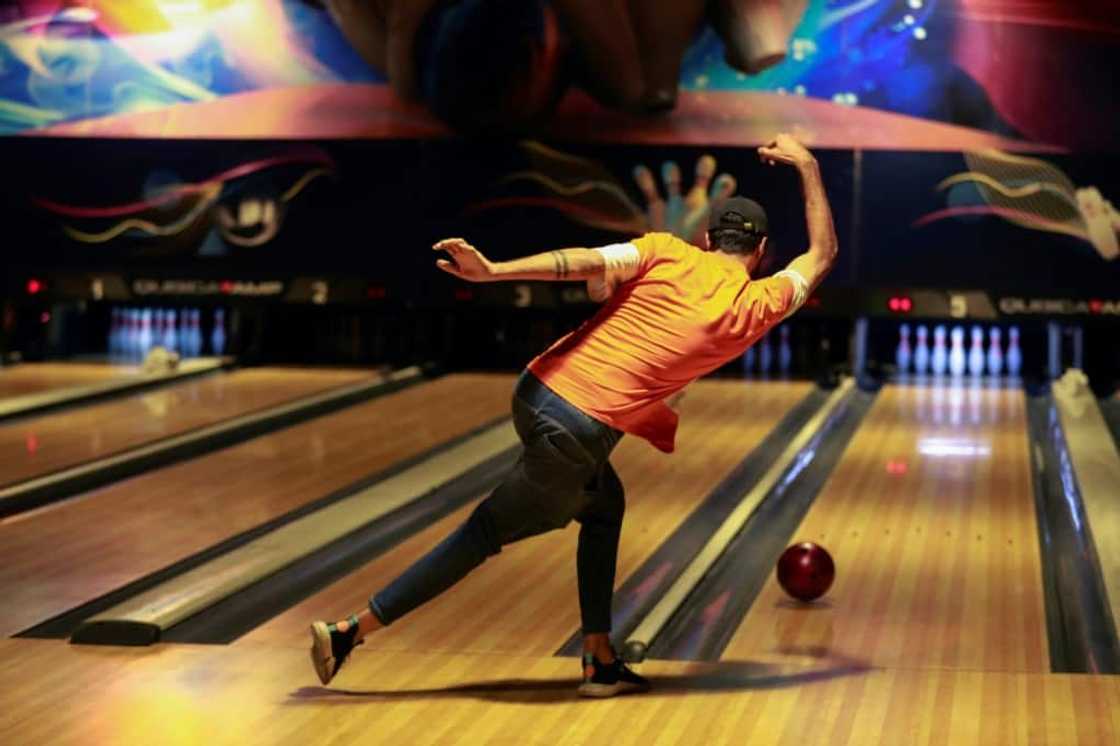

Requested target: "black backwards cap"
[{"left": 708, "top": 196, "right": 768, "bottom": 236}]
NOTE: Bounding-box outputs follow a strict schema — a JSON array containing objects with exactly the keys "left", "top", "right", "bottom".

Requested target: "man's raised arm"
[
  {"left": 433, "top": 238, "right": 606, "bottom": 282},
  {"left": 758, "top": 134, "right": 838, "bottom": 294}
]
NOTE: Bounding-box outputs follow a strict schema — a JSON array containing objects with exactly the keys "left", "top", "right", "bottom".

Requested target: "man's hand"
[
  {"left": 435, "top": 240, "right": 606, "bottom": 283},
  {"left": 770, "top": 131, "right": 837, "bottom": 295},
  {"left": 758, "top": 133, "right": 815, "bottom": 168},
  {"left": 434, "top": 238, "right": 499, "bottom": 282}
]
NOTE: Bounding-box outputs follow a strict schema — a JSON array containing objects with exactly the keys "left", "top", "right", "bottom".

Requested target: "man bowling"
[{"left": 310, "top": 133, "right": 837, "bottom": 697}]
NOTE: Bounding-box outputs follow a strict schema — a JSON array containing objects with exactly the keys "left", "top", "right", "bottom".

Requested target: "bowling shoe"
[
  {"left": 578, "top": 651, "right": 650, "bottom": 698},
  {"left": 309, "top": 616, "right": 364, "bottom": 685}
]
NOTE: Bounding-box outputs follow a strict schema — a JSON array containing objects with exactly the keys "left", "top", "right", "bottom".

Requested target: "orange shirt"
[{"left": 527, "top": 232, "right": 802, "bottom": 453}]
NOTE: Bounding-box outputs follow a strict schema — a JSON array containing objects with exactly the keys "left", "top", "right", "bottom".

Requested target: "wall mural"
[
  {"left": 1, "top": 1, "right": 1115, "bottom": 150},
  {"left": 915, "top": 151, "right": 1119, "bottom": 262},
  {"left": 5, "top": 136, "right": 1119, "bottom": 295},
  {"left": 33, "top": 147, "right": 335, "bottom": 255}
]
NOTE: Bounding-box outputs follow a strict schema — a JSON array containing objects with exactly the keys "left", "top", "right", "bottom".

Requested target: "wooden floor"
[
  {"left": 4, "top": 376, "right": 1119, "bottom": 745},
  {"left": 0, "top": 367, "right": 378, "bottom": 487},
  {"left": 2, "top": 639, "right": 1116, "bottom": 745},
  {"left": 722, "top": 383, "right": 1046, "bottom": 673},
  {"left": 0, "top": 374, "right": 513, "bottom": 637},
  {"left": 241, "top": 381, "right": 812, "bottom": 655},
  {"left": 0, "top": 362, "right": 139, "bottom": 400}
]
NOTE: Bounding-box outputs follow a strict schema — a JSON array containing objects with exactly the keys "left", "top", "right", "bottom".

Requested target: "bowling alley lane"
[
  {"left": 0, "top": 367, "right": 380, "bottom": 487},
  {"left": 0, "top": 361, "right": 142, "bottom": 400},
  {"left": 239, "top": 380, "right": 813, "bottom": 656},
  {"left": 721, "top": 382, "right": 1049, "bottom": 673},
  {"left": 0, "top": 374, "right": 514, "bottom": 638}
]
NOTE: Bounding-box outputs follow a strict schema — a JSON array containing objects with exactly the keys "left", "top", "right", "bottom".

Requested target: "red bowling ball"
[{"left": 776, "top": 542, "right": 835, "bottom": 602}]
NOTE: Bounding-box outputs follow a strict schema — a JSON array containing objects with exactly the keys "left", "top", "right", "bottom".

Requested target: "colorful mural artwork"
[
  {"left": 33, "top": 147, "right": 335, "bottom": 255},
  {"left": 1, "top": 1, "right": 1115, "bottom": 149},
  {"left": 916, "top": 151, "right": 1119, "bottom": 262}
]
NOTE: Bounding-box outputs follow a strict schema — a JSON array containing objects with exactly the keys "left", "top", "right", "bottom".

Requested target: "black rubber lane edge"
[
  {"left": 0, "top": 364, "right": 434, "bottom": 520},
  {"left": 161, "top": 445, "right": 520, "bottom": 644},
  {"left": 647, "top": 385, "right": 875, "bottom": 661},
  {"left": 0, "top": 360, "right": 232, "bottom": 425},
  {"left": 1024, "top": 388, "right": 1120, "bottom": 674},
  {"left": 555, "top": 385, "right": 833, "bottom": 658},
  {"left": 16, "top": 411, "right": 507, "bottom": 640},
  {"left": 1101, "top": 397, "right": 1120, "bottom": 455}
]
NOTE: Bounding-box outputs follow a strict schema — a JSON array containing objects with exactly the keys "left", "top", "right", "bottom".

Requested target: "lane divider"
[
  {"left": 0, "top": 366, "right": 422, "bottom": 519},
  {"left": 623, "top": 378, "right": 855, "bottom": 662},
  {"left": 0, "top": 357, "right": 229, "bottom": 421},
  {"left": 70, "top": 418, "right": 519, "bottom": 645}
]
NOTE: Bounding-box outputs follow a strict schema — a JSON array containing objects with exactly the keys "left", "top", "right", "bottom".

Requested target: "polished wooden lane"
[
  {"left": 0, "top": 362, "right": 139, "bottom": 400},
  {"left": 0, "top": 367, "right": 379, "bottom": 487},
  {"left": 722, "top": 383, "right": 1048, "bottom": 673},
  {"left": 0, "top": 374, "right": 514, "bottom": 637},
  {"left": 242, "top": 381, "right": 812, "bottom": 656},
  {"left": 1, "top": 640, "right": 1116, "bottom": 745}
]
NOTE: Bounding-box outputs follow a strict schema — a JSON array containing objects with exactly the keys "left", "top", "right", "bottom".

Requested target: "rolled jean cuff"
[{"left": 369, "top": 597, "right": 390, "bottom": 626}]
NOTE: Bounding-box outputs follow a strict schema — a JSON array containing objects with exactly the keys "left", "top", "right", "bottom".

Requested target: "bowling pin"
[
  {"left": 931, "top": 325, "right": 948, "bottom": 376},
  {"left": 119, "top": 308, "right": 131, "bottom": 359},
  {"left": 759, "top": 332, "right": 773, "bottom": 376},
  {"left": 968, "top": 325, "right": 985, "bottom": 377},
  {"left": 178, "top": 308, "right": 190, "bottom": 357},
  {"left": 742, "top": 345, "right": 756, "bottom": 376},
  {"left": 949, "top": 326, "right": 966, "bottom": 377},
  {"left": 211, "top": 308, "right": 226, "bottom": 356},
  {"left": 163, "top": 309, "right": 178, "bottom": 352},
  {"left": 123, "top": 309, "right": 134, "bottom": 358},
  {"left": 1007, "top": 326, "right": 1022, "bottom": 377},
  {"left": 895, "top": 323, "right": 912, "bottom": 375},
  {"left": 778, "top": 326, "right": 792, "bottom": 376},
  {"left": 138, "top": 309, "right": 153, "bottom": 357},
  {"left": 131, "top": 309, "right": 143, "bottom": 359},
  {"left": 987, "top": 327, "right": 1003, "bottom": 377},
  {"left": 913, "top": 325, "right": 930, "bottom": 375},
  {"left": 190, "top": 306, "right": 203, "bottom": 356}
]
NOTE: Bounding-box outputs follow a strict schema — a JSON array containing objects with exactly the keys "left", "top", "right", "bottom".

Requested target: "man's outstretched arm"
[
  {"left": 758, "top": 134, "right": 838, "bottom": 294},
  {"left": 434, "top": 237, "right": 606, "bottom": 282}
]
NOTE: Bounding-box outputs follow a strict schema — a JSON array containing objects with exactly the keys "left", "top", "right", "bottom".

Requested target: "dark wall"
[{"left": 3, "top": 138, "right": 1119, "bottom": 296}]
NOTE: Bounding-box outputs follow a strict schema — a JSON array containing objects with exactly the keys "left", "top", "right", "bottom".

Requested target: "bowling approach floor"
[{"left": 1, "top": 374, "right": 1118, "bottom": 745}]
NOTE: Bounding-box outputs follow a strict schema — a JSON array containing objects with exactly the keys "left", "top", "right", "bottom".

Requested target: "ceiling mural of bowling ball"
[{"left": 0, "top": 1, "right": 1116, "bottom": 150}]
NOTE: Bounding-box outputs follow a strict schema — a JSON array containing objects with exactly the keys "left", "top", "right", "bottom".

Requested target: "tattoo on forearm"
[{"left": 551, "top": 251, "right": 570, "bottom": 278}]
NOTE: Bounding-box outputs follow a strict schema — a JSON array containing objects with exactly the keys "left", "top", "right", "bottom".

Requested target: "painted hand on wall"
[
  {"left": 632, "top": 156, "right": 738, "bottom": 247},
  {"left": 469, "top": 144, "right": 739, "bottom": 302},
  {"left": 592, "top": 154, "right": 735, "bottom": 301},
  {"left": 916, "top": 150, "right": 1120, "bottom": 262},
  {"left": 1076, "top": 187, "right": 1119, "bottom": 261}
]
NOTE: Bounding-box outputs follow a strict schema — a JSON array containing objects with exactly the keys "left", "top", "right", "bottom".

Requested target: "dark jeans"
[{"left": 370, "top": 371, "right": 624, "bottom": 633}]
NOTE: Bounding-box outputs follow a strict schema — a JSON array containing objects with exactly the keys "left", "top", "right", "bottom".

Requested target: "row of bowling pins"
[
  {"left": 109, "top": 307, "right": 226, "bottom": 360},
  {"left": 742, "top": 326, "right": 793, "bottom": 376},
  {"left": 896, "top": 324, "right": 1021, "bottom": 378}
]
